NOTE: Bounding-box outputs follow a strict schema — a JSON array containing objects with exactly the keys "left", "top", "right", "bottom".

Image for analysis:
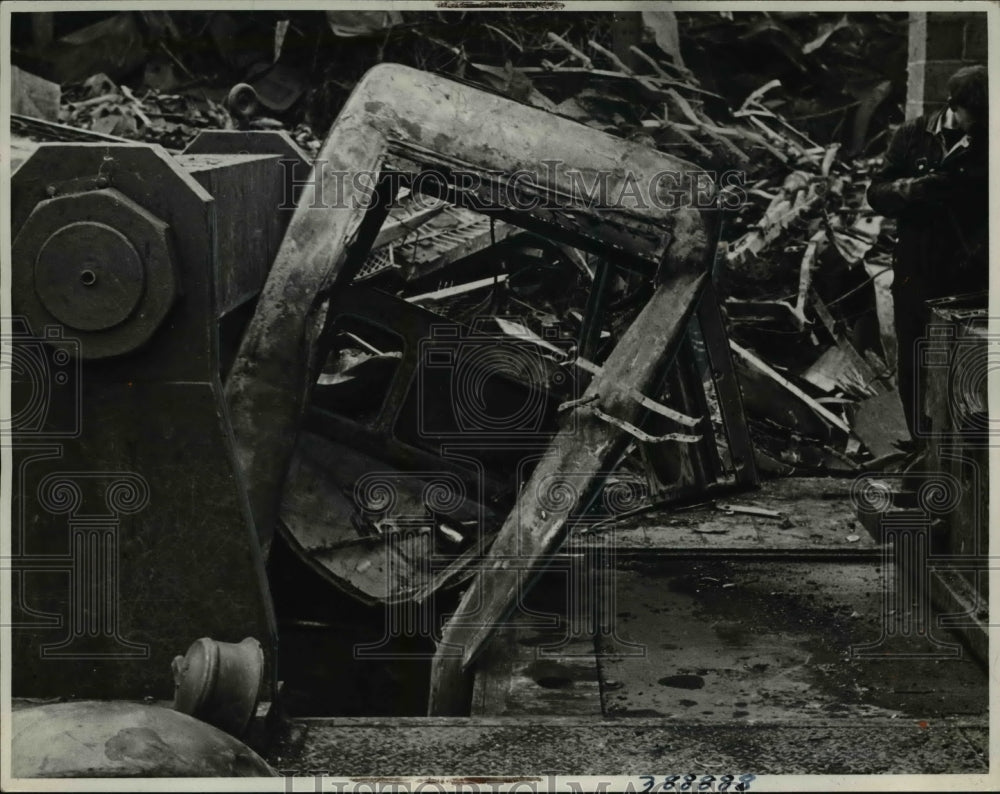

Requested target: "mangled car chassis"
[{"left": 11, "top": 64, "right": 759, "bottom": 728}]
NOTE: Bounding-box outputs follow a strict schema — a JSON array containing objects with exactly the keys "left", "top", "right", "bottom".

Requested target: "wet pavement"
[
  {"left": 269, "top": 477, "right": 988, "bottom": 776},
  {"left": 599, "top": 560, "right": 985, "bottom": 722}
]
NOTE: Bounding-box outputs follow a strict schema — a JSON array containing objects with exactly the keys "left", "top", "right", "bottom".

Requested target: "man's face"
[{"left": 951, "top": 103, "right": 975, "bottom": 132}]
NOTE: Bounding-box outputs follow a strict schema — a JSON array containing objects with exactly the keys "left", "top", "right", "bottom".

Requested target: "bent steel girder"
[
  {"left": 224, "top": 62, "right": 713, "bottom": 554},
  {"left": 428, "top": 270, "right": 708, "bottom": 714}
]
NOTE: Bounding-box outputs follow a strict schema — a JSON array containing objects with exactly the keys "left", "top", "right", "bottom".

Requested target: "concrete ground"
[
  {"left": 269, "top": 717, "right": 988, "bottom": 776},
  {"left": 269, "top": 477, "right": 989, "bottom": 777}
]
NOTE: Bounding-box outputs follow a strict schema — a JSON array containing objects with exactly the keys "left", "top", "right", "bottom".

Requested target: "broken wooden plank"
[{"left": 428, "top": 270, "right": 708, "bottom": 715}]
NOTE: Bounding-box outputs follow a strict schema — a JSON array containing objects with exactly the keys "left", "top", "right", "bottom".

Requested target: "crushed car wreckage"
[
  {"left": 218, "top": 64, "right": 759, "bottom": 710},
  {"left": 11, "top": 64, "right": 757, "bottom": 724},
  {"left": 8, "top": 9, "right": 990, "bottom": 777}
]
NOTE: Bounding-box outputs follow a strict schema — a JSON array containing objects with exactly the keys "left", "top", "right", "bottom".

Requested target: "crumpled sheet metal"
[{"left": 224, "top": 63, "right": 713, "bottom": 550}]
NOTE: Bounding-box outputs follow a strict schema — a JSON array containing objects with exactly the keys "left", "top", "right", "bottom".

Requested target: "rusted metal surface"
[
  {"left": 428, "top": 271, "right": 709, "bottom": 715},
  {"left": 10, "top": 144, "right": 277, "bottom": 700},
  {"left": 174, "top": 153, "right": 290, "bottom": 316},
  {"left": 172, "top": 637, "right": 265, "bottom": 738},
  {"left": 11, "top": 701, "right": 277, "bottom": 777},
  {"left": 13, "top": 182, "right": 179, "bottom": 360},
  {"left": 223, "top": 63, "right": 712, "bottom": 553},
  {"left": 922, "top": 296, "right": 989, "bottom": 602}
]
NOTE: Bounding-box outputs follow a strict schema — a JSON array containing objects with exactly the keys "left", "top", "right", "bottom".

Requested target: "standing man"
[{"left": 867, "top": 64, "right": 988, "bottom": 447}]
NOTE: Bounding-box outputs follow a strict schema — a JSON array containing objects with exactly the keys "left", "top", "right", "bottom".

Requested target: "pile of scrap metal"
[
  {"left": 10, "top": 63, "right": 757, "bottom": 734},
  {"left": 516, "top": 30, "right": 909, "bottom": 478},
  {"left": 521, "top": 35, "right": 913, "bottom": 477},
  {"left": 422, "top": 25, "right": 914, "bottom": 480},
  {"left": 249, "top": 65, "right": 761, "bottom": 619},
  {"left": 718, "top": 80, "right": 908, "bottom": 476},
  {"left": 281, "top": 188, "right": 741, "bottom": 609},
  {"left": 313, "top": 26, "right": 913, "bottom": 481},
  {"left": 216, "top": 64, "right": 759, "bottom": 715},
  {"left": 343, "top": 66, "right": 912, "bottom": 481},
  {"left": 12, "top": 29, "right": 907, "bottom": 599}
]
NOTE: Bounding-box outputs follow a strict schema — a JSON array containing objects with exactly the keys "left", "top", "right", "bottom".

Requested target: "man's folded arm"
[{"left": 866, "top": 121, "right": 944, "bottom": 215}]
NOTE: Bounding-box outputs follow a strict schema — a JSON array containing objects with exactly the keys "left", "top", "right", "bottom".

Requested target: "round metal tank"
[{"left": 11, "top": 701, "right": 278, "bottom": 778}]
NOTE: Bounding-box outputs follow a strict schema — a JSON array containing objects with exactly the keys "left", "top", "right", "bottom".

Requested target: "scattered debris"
[
  {"left": 58, "top": 72, "right": 233, "bottom": 149},
  {"left": 851, "top": 389, "right": 909, "bottom": 459},
  {"left": 14, "top": 9, "right": 913, "bottom": 601},
  {"left": 715, "top": 503, "right": 784, "bottom": 519}
]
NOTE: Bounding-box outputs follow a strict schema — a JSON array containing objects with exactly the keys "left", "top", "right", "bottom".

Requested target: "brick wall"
[{"left": 906, "top": 11, "right": 987, "bottom": 119}]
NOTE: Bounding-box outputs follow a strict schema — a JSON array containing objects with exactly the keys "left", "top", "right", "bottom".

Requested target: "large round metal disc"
[
  {"left": 11, "top": 700, "right": 278, "bottom": 777},
  {"left": 34, "top": 221, "right": 145, "bottom": 332}
]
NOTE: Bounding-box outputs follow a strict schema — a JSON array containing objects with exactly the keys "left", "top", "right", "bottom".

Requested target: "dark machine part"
[
  {"left": 183, "top": 130, "right": 311, "bottom": 379},
  {"left": 13, "top": 187, "right": 179, "bottom": 359},
  {"left": 920, "top": 293, "right": 989, "bottom": 662},
  {"left": 8, "top": 135, "right": 299, "bottom": 700}
]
